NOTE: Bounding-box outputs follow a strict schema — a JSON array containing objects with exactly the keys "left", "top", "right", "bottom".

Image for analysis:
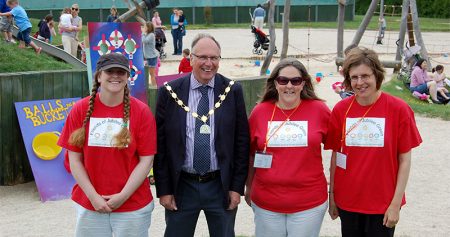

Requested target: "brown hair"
[
  {"left": 342, "top": 47, "right": 385, "bottom": 90},
  {"left": 261, "top": 58, "right": 322, "bottom": 103},
  {"left": 432, "top": 65, "right": 444, "bottom": 73},
  {"left": 68, "top": 70, "right": 132, "bottom": 149},
  {"left": 144, "top": 21, "right": 154, "bottom": 34},
  {"left": 62, "top": 7, "right": 71, "bottom": 15}
]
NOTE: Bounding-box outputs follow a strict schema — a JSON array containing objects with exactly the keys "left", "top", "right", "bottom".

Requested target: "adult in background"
[
  {"left": 410, "top": 58, "right": 447, "bottom": 104},
  {"left": 245, "top": 58, "right": 329, "bottom": 237},
  {"left": 0, "top": 0, "right": 14, "bottom": 43},
  {"left": 142, "top": 21, "right": 159, "bottom": 85},
  {"left": 60, "top": 3, "right": 82, "bottom": 57},
  {"left": 155, "top": 33, "right": 250, "bottom": 237},
  {"left": 106, "top": 6, "right": 118, "bottom": 22},
  {"left": 253, "top": 4, "right": 265, "bottom": 30},
  {"left": 326, "top": 47, "right": 422, "bottom": 237},
  {"left": 170, "top": 8, "right": 180, "bottom": 55},
  {"left": 57, "top": 53, "right": 156, "bottom": 237}
]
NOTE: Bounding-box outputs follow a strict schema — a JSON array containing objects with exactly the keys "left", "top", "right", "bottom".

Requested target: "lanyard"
[
  {"left": 263, "top": 102, "right": 300, "bottom": 153},
  {"left": 340, "top": 95, "right": 378, "bottom": 152}
]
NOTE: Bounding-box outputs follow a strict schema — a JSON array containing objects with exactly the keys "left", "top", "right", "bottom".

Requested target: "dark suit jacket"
[{"left": 154, "top": 73, "right": 250, "bottom": 200}]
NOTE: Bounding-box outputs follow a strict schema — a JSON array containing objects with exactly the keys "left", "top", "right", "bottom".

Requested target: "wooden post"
[
  {"left": 337, "top": 0, "right": 346, "bottom": 58},
  {"left": 260, "top": 0, "right": 276, "bottom": 76},
  {"left": 351, "top": 0, "right": 378, "bottom": 46},
  {"left": 394, "top": 0, "right": 409, "bottom": 72},
  {"left": 280, "top": 0, "right": 291, "bottom": 60},
  {"left": 409, "top": 0, "right": 431, "bottom": 69},
  {"left": 117, "top": 1, "right": 147, "bottom": 23}
]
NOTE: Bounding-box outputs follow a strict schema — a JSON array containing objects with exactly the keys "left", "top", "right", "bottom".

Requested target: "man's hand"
[
  {"left": 160, "top": 195, "right": 177, "bottom": 211},
  {"left": 383, "top": 204, "right": 400, "bottom": 228},
  {"left": 228, "top": 191, "right": 241, "bottom": 210}
]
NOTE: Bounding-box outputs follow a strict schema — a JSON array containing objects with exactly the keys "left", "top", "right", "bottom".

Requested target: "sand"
[{"left": 1, "top": 28, "right": 450, "bottom": 237}]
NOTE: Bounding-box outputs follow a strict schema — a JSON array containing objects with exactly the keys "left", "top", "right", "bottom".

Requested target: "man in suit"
[{"left": 154, "top": 33, "right": 250, "bottom": 237}]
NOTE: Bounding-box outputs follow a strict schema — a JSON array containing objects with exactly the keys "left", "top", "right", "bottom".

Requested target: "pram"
[
  {"left": 251, "top": 25, "right": 277, "bottom": 55},
  {"left": 155, "top": 28, "right": 167, "bottom": 59}
]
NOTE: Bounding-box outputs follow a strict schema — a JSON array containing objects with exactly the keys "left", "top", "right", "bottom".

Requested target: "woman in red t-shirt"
[
  {"left": 245, "top": 58, "right": 330, "bottom": 237},
  {"left": 325, "top": 47, "right": 422, "bottom": 237},
  {"left": 58, "top": 53, "right": 156, "bottom": 236}
]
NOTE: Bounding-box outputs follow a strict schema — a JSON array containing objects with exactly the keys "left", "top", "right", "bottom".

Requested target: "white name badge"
[
  {"left": 88, "top": 117, "right": 128, "bottom": 147},
  {"left": 267, "top": 121, "right": 308, "bottom": 147},
  {"left": 254, "top": 152, "right": 273, "bottom": 168},
  {"left": 345, "top": 117, "right": 385, "bottom": 147},
  {"left": 336, "top": 152, "right": 347, "bottom": 169}
]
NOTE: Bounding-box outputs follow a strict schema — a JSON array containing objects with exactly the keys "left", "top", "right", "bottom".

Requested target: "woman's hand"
[
  {"left": 383, "top": 204, "right": 400, "bottom": 228},
  {"left": 328, "top": 193, "right": 339, "bottom": 220},
  {"left": 244, "top": 187, "right": 252, "bottom": 207},
  {"left": 90, "top": 194, "right": 112, "bottom": 213},
  {"left": 102, "top": 193, "right": 128, "bottom": 211}
]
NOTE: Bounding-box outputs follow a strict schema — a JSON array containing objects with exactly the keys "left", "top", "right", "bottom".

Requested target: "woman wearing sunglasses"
[
  {"left": 245, "top": 58, "right": 330, "bottom": 237},
  {"left": 325, "top": 47, "right": 422, "bottom": 237},
  {"left": 60, "top": 3, "right": 82, "bottom": 57}
]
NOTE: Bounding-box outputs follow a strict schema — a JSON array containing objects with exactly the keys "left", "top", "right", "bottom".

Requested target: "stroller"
[
  {"left": 251, "top": 25, "right": 277, "bottom": 55},
  {"left": 155, "top": 28, "right": 167, "bottom": 59}
]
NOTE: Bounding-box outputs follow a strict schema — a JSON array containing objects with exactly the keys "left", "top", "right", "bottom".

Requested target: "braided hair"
[{"left": 68, "top": 70, "right": 132, "bottom": 149}]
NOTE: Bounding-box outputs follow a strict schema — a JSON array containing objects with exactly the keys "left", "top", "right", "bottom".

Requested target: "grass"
[
  {"left": 382, "top": 76, "right": 450, "bottom": 120},
  {"left": 0, "top": 40, "right": 74, "bottom": 73}
]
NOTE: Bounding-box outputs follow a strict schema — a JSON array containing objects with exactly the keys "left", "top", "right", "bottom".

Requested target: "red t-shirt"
[
  {"left": 178, "top": 57, "right": 192, "bottom": 74},
  {"left": 324, "top": 92, "right": 422, "bottom": 214},
  {"left": 58, "top": 95, "right": 157, "bottom": 212},
  {"left": 249, "top": 100, "right": 330, "bottom": 213}
]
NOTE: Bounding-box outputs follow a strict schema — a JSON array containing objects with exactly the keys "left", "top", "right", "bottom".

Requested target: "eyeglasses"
[
  {"left": 72, "top": 8, "right": 79, "bottom": 11},
  {"left": 103, "top": 68, "right": 128, "bottom": 76},
  {"left": 275, "top": 76, "right": 305, "bottom": 86},
  {"left": 192, "top": 53, "right": 221, "bottom": 63},
  {"left": 350, "top": 73, "right": 373, "bottom": 82}
]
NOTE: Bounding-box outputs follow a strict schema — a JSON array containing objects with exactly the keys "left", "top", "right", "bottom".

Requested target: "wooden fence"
[{"left": 0, "top": 70, "right": 266, "bottom": 185}]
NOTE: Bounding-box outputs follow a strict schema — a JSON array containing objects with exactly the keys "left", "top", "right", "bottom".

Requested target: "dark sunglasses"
[
  {"left": 72, "top": 8, "right": 79, "bottom": 11},
  {"left": 275, "top": 76, "right": 305, "bottom": 86}
]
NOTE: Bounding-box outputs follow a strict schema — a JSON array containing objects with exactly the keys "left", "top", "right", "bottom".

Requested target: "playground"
[{"left": 1, "top": 24, "right": 450, "bottom": 235}]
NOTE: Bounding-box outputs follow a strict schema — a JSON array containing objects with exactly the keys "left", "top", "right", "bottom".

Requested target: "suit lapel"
[{"left": 178, "top": 76, "right": 190, "bottom": 148}]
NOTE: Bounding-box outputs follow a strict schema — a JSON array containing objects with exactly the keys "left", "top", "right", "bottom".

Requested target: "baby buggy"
[
  {"left": 251, "top": 25, "right": 277, "bottom": 55},
  {"left": 155, "top": 28, "right": 167, "bottom": 59}
]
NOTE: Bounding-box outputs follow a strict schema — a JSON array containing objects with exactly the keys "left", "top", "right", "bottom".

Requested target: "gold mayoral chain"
[{"left": 163, "top": 80, "right": 235, "bottom": 134}]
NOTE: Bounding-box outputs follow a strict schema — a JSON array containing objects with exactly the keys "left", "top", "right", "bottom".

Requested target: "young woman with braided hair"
[{"left": 58, "top": 53, "right": 156, "bottom": 237}]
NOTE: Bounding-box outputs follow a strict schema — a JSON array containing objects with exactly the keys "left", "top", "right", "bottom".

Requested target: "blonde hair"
[{"left": 69, "top": 71, "right": 132, "bottom": 149}]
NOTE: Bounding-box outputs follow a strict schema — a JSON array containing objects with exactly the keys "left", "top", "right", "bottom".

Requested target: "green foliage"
[
  {"left": 355, "top": 0, "right": 450, "bottom": 18},
  {"left": 382, "top": 76, "right": 450, "bottom": 121},
  {"left": 0, "top": 41, "right": 74, "bottom": 73}
]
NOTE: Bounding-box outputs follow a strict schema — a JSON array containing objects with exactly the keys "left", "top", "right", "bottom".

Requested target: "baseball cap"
[{"left": 96, "top": 53, "right": 130, "bottom": 73}]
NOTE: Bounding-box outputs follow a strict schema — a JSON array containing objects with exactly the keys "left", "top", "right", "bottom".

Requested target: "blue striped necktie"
[{"left": 193, "top": 86, "right": 211, "bottom": 175}]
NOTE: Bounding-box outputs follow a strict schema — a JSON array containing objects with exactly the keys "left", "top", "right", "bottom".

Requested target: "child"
[
  {"left": 37, "top": 14, "right": 55, "bottom": 43},
  {"left": 178, "top": 10, "right": 185, "bottom": 35},
  {"left": 59, "top": 7, "right": 72, "bottom": 34},
  {"left": 0, "top": 0, "right": 41, "bottom": 54},
  {"left": 432, "top": 65, "right": 450, "bottom": 100},
  {"left": 0, "top": 0, "right": 15, "bottom": 43},
  {"left": 178, "top": 48, "right": 192, "bottom": 74}
]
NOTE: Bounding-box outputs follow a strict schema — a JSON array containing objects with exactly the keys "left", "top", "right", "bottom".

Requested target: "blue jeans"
[
  {"left": 18, "top": 27, "right": 32, "bottom": 45},
  {"left": 146, "top": 57, "right": 158, "bottom": 67},
  {"left": 171, "top": 29, "right": 183, "bottom": 54},
  {"left": 410, "top": 83, "right": 429, "bottom": 94}
]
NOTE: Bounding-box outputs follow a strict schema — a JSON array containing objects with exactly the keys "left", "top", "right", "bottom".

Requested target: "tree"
[
  {"left": 280, "top": 0, "right": 291, "bottom": 60},
  {"left": 260, "top": 0, "right": 276, "bottom": 76}
]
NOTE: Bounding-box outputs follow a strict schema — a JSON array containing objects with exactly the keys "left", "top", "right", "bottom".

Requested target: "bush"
[{"left": 204, "top": 6, "right": 213, "bottom": 25}]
